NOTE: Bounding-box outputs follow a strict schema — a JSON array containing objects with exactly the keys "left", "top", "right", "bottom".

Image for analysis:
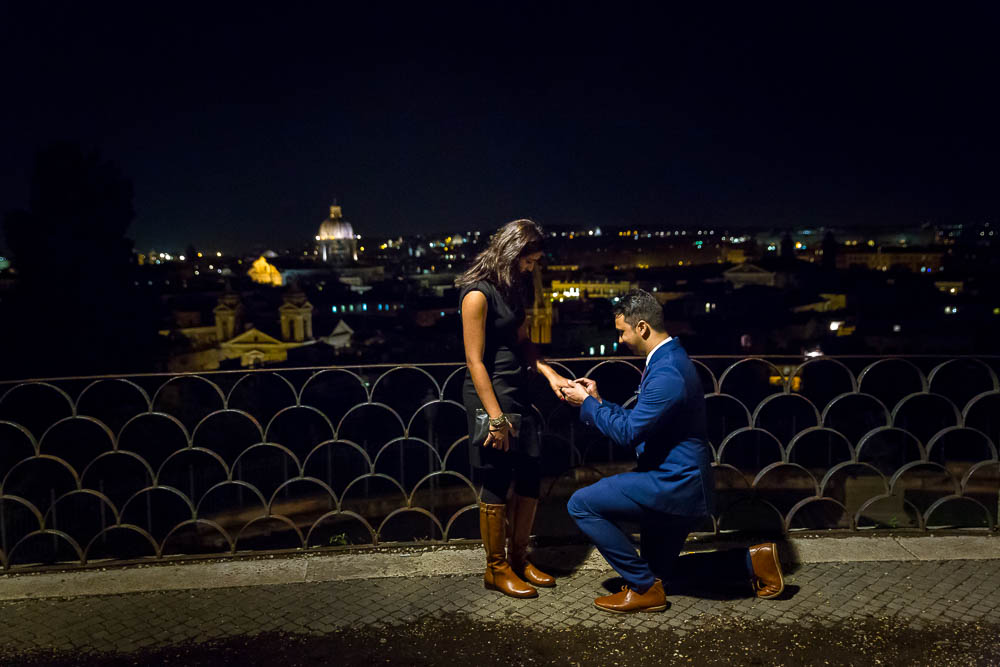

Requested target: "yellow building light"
[
  {"left": 769, "top": 376, "right": 802, "bottom": 392},
  {"left": 247, "top": 256, "right": 283, "bottom": 286}
]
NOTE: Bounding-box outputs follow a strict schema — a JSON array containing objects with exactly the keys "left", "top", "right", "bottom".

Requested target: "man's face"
[
  {"left": 615, "top": 314, "right": 643, "bottom": 354},
  {"left": 518, "top": 251, "right": 543, "bottom": 275}
]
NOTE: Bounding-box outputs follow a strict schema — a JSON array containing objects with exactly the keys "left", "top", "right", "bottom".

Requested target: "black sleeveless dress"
[{"left": 460, "top": 280, "right": 541, "bottom": 468}]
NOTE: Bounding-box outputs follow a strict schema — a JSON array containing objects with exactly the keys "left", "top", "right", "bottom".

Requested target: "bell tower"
[
  {"left": 279, "top": 282, "right": 314, "bottom": 342},
  {"left": 213, "top": 285, "right": 244, "bottom": 341},
  {"left": 527, "top": 266, "right": 552, "bottom": 345}
]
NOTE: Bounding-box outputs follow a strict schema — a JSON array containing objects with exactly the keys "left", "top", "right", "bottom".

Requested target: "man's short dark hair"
[{"left": 614, "top": 289, "right": 666, "bottom": 332}]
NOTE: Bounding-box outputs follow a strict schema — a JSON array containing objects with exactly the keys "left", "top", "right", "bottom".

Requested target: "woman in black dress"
[{"left": 457, "top": 219, "right": 572, "bottom": 598}]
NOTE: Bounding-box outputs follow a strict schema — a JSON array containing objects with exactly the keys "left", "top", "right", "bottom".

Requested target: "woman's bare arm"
[
  {"left": 517, "top": 322, "right": 571, "bottom": 398},
  {"left": 462, "top": 291, "right": 503, "bottom": 420}
]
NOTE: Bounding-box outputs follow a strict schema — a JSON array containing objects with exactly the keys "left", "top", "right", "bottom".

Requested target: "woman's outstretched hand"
[
  {"left": 549, "top": 374, "right": 574, "bottom": 401},
  {"left": 562, "top": 378, "right": 600, "bottom": 407}
]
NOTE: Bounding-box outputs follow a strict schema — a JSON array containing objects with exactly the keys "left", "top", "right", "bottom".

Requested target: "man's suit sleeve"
[{"left": 579, "top": 366, "right": 686, "bottom": 449}]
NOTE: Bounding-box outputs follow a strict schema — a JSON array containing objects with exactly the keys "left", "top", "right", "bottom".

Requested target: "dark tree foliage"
[{"left": 1, "top": 143, "right": 157, "bottom": 379}]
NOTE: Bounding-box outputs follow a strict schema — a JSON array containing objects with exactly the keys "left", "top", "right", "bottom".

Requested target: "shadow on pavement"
[{"left": 535, "top": 535, "right": 801, "bottom": 602}]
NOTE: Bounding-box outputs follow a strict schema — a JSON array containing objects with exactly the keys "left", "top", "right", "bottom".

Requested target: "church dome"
[
  {"left": 318, "top": 205, "right": 355, "bottom": 240},
  {"left": 319, "top": 219, "right": 354, "bottom": 240}
]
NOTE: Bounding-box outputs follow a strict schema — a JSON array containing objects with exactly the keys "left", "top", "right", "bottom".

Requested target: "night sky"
[{"left": 2, "top": 3, "right": 999, "bottom": 254}]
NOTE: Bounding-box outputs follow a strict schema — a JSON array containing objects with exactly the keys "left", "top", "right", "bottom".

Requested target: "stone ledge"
[{"left": 0, "top": 534, "right": 994, "bottom": 602}]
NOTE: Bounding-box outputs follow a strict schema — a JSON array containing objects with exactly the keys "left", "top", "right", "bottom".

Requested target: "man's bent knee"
[{"left": 567, "top": 489, "right": 590, "bottom": 519}]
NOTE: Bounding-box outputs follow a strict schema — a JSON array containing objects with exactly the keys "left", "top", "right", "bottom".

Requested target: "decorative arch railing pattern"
[{"left": 0, "top": 356, "right": 997, "bottom": 571}]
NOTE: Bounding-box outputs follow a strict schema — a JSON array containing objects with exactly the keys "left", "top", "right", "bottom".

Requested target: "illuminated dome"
[
  {"left": 316, "top": 204, "right": 358, "bottom": 263},
  {"left": 318, "top": 205, "right": 355, "bottom": 240}
]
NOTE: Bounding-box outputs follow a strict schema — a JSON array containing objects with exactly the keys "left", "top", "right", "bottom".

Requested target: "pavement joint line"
[
  {"left": 894, "top": 536, "right": 923, "bottom": 560},
  {"left": 0, "top": 535, "right": 996, "bottom": 602}
]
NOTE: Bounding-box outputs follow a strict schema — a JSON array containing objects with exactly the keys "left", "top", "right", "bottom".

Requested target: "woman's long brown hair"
[{"left": 456, "top": 219, "right": 544, "bottom": 298}]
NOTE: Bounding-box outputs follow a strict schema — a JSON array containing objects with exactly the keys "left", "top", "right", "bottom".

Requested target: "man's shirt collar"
[{"left": 644, "top": 336, "right": 673, "bottom": 367}]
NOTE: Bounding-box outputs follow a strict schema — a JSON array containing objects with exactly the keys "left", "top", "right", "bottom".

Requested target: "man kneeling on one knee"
[{"left": 561, "top": 289, "right": 784, "bottom": 613}]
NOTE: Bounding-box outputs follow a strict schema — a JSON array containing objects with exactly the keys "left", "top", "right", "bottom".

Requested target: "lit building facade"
[
  {"left": 550, "top": 279, "right": 636, "bottom": 300},
  {"left": 837, "top": 249, "right": 945, "bottom": 272},
  {"left": 247, "top": 256, "right": 283, "bottom": 286}
]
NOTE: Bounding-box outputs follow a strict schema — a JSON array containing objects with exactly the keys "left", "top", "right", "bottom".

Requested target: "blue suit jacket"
[{"left": 580, "top": 339, "right": 715, "bottom": 517}]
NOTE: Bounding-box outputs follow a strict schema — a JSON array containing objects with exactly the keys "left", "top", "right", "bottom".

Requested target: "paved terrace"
[{"left": 1, "top": 534, "right": 998, "bottom": 666}]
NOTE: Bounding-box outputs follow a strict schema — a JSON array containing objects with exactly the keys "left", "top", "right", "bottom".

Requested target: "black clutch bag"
[{"left": 472, "top": 409, "right": 523, "bottom": 450}]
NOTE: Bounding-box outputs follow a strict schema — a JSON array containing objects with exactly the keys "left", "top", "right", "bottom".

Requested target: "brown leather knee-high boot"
[
  {"left": 508, "top": 495, "right": 556, "bottom": 587},
  {"left": 480, "top": 502, "right": 537, "bottom": 598}
]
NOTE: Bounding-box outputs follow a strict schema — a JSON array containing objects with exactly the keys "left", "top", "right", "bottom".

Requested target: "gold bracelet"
[{"left": 488, "top": 415, "right": 509, "bottom": 428}]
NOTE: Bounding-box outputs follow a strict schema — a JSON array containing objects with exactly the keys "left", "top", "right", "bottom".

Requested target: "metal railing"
[{"left": 0, "top": 355, "right": 998, "bottom": 571}]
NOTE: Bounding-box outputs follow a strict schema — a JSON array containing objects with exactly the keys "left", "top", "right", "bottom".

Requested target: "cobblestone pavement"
[{"left": 0, "top": 559, "right": 998, "bottom": 663}]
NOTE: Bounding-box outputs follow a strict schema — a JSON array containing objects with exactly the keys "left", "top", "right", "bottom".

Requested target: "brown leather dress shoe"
[
  {"left": 593, "top": 579, "right": 667, "bottom": 613},
  {"left": 749, "top": 542, "right": 784, "bottom": 599}
]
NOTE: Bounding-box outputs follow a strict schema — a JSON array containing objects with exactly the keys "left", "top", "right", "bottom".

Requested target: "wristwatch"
[{"left": 488, "top": 415, "right": 509, "bottom": 428}]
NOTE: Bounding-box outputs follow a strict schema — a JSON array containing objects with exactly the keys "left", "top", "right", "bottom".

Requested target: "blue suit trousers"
[{"left": 568, "top": 475, "right": 700, "bottom": 592}]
